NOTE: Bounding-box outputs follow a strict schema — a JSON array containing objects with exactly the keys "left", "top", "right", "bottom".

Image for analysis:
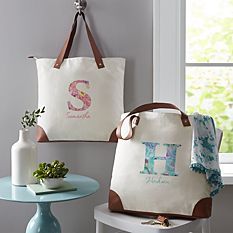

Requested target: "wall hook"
[{"left": 74, "top": 0, "right": 87, "bottom": 15}]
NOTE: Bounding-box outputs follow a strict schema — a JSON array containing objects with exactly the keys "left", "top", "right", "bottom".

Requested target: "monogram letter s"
[{"left": 67, "top": 80, "right": 91, "bottom": 111}]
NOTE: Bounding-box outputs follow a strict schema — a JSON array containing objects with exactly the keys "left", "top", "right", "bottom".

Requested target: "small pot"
[{"left": 41, "top": 178, "right": 64, "bottom": 189}]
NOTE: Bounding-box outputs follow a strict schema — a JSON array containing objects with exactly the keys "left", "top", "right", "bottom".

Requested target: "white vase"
[{"left": 11, "top": 129, "right": 37, "bottom": 186}]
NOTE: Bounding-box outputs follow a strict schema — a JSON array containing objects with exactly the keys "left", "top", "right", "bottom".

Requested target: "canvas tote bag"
[
  {"left": 109, "top": 103, "right": 212, "bottom": 219},
  {"left": 35, "top": 12, "right": 125, "bottom": 142}
]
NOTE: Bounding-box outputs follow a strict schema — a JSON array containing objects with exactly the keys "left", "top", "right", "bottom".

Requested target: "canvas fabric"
[
  {"left": 110, "top": 111, "right": 210, "bottom": 216},
  {"left": 36, "top": 57, "right": 125, "bottom": 141}
]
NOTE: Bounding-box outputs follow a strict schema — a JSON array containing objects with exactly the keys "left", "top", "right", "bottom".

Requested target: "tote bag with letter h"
[
  {"left": 109, "top": 103, "right": 212, "bottom": 219},
  {"left": 34, "top": 12, "right": 125, "bottom": 142}
]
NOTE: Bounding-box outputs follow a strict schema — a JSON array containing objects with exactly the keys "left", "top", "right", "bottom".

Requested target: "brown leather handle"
[
  {"left": 116, "top": 102, "right": 191, "bottom": 140},
  {"left": 54, "top": 12, "right": 105, "bottom": 69}
]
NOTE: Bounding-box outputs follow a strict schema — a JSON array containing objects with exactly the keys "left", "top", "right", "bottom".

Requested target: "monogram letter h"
[{"left": 140, "top": 142, "right": 181, "bottom": 176}]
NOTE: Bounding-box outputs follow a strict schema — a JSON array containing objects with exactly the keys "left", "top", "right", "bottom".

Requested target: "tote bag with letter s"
[
  {"left": 109, "top": 103, "right": 213, "bottom": 219},
  {"left": 34, "top": 12, "right": 125, "bottom": 142}
]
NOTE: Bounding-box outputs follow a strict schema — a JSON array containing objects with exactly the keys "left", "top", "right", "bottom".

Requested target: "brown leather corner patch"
[
  {"left": 192, "top": 198, "right": 212, "bottom": 218},
  {"left": 108, "top": 190, "right": 124, "bottom": 211},
  {"left": 108, "top": 128, "right": 118, "bottom": 142},
  {"left": 108, "top": 190, "right": 212, "bottom": 219},
  {"left": 36, "top": 126, "right": 49, "bottom": 142}
]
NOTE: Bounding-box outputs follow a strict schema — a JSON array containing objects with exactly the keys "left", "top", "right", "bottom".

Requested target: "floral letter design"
[
  {"left": 140, "top": 142, "right": 181, "bottom": 176},
  {"left": 67, "top": 80, "right": 91, "bottom": 111}
]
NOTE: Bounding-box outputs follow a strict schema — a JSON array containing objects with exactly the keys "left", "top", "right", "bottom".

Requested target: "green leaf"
[{"left": 32, "top": 160, "right": 69, "bottom": 179}]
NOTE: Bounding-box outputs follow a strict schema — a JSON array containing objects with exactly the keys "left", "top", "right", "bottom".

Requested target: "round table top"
[{"left": 0, "top": 174, "right": 99, "bottom": 203}]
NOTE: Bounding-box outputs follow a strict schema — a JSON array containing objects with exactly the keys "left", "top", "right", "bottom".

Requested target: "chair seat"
[{"left": 94, "top": 203, "right": 207, "bottom": 233}]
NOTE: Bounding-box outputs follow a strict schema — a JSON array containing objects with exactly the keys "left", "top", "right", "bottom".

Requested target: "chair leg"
[
  {"left": 201, "top": 219, "right": 210, "bottom": 233},
  {"left": 96, "top": 220, "right": 104, "bottom": 233}
]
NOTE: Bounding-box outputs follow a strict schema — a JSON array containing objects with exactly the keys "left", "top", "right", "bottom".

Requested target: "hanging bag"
[
  {"left": 109, "top": 102, "right": 215, "bottom": 219},
  {"left": 34, "top": 12, "right": 125, "bottom": 142}
]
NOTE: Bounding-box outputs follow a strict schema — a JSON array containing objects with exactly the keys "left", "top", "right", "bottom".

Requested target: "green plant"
[
  {"left": 186, "top": 0, "right": 233, "bottom": 153},
  {"left": 21, "top": 106, "right": 45, "bottom": 129},
  {"left": 186, "top": 69, "right": 233, "bottom": 153},
  {"left": 33, "top": 160, "right": 69, "bottom": 180}
]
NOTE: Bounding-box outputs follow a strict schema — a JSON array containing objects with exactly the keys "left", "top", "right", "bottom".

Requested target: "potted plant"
[
  {"left": 11, "top": 107, "right": 45, "bottom": 186},
  {"left": 33, "top": 160, "right": 69, "bottom": 189}
]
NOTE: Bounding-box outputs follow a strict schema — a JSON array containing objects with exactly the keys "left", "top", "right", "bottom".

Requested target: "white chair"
[
  {"left": 94, "top": 129, "right": 223, "bottom": 233},
  {"left": 95, "top": 203, "right": 209, "bottom": 233}
]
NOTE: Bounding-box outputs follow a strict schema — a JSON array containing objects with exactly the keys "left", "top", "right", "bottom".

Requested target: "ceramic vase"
[
  {"left": 41, "top": 178, "right": 64, "bottom": 189},
  {"left": 11, "top": 129, "right": 37, "bottom": 186}
]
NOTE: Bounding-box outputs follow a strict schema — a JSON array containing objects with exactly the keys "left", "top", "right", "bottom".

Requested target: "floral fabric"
[{"left": 190, "top": 113, "right": 223, "bottom": 197}]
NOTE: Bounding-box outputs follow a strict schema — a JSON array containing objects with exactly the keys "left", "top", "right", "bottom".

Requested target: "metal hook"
[{"left": 74, "top": 0, "right": 87, "bottom": 15}]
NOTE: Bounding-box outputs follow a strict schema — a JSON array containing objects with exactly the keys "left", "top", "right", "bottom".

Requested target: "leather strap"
[
  {"left": 116, "top": 102, "right": 191, "bottom": 140},
  {"left": 54, "top": 12, "right": 104, "bottom": 69}
]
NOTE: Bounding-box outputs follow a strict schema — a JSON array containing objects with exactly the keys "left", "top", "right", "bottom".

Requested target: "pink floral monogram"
[{"left": 67, "top": 80, "right": 91, "bottom": 112}]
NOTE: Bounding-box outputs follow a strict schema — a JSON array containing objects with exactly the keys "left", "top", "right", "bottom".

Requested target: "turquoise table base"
[{"left": 26, "top": 203, "right": 61, "bottom": 233}]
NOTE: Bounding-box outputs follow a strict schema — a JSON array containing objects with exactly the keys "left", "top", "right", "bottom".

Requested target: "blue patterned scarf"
[{"left": 190, "top": 113, "right": 223, "bottom": 197}]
